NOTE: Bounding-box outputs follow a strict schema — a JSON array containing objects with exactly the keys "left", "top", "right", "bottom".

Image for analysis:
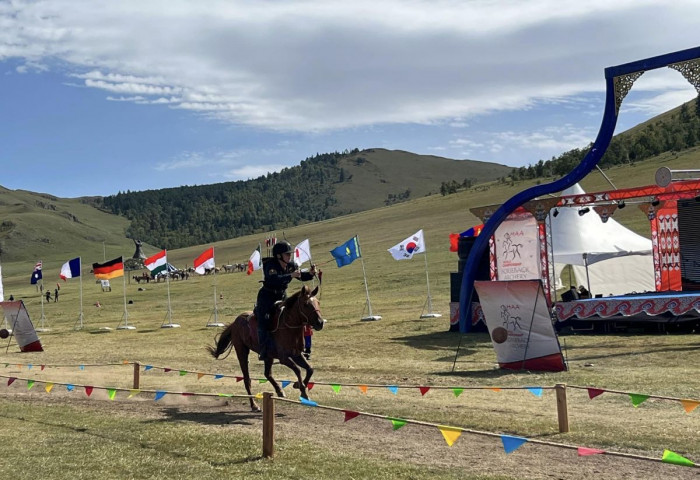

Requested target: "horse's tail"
[{"left": 206, "top": 322, "right": 235, "bottom": 359}]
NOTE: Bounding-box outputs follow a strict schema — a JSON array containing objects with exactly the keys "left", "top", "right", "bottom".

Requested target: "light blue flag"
[
  {"left": 300, "top": 397, "right": 318, "bottom": 407},
  {"left": 330, "top": 236, "right": 361, "bottom": 267},
  {"left": 527, "top": 387, "right": 543, "bottom": 397},
  {"left": 387, "top": 385, "right": 399, "bottom": 395}
]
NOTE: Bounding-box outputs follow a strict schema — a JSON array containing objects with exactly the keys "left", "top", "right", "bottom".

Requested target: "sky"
[{"left": 1, "top": 0, "right": 699, "bottom": 198}]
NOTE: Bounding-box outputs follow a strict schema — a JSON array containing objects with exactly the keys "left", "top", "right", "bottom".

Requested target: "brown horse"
[{"left": 207, "top": 284, "right": 325, "bottom": 411}]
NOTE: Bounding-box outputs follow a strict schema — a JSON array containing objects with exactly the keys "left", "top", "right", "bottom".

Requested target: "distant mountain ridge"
[{"left": 95, "top": 148, "right": 511, "bottom": 249}]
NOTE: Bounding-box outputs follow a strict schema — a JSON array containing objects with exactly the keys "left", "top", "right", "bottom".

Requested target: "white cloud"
[
  {"left": 1, "top": 0, "right": 698, "bottom": 135},
  {"left": 224, "top": 164, "right": 291, "bottom": 181}
]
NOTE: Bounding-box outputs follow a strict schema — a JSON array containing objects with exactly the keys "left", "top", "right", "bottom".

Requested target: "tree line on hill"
[
  {"left": 99, "top": 150, "right": 357, "bottom": 249},
  {"left": 501, "top": 98, "right": 700, "bottom": 183}
]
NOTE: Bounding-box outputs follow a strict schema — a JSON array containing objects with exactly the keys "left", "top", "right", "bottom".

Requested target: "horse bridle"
[{"left": 277, "top": 294, "right": 322, "bottom": 331}]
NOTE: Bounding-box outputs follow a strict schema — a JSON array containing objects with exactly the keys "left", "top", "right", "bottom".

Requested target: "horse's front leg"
[
  {"left": 292, "top": 354, "right": 314, "bottom": 388},
  {"left": 280, "top": 357, "right": 308, "bottom": 399},
  {"left": 264, "top": 358, "right": 285, "bottom": 398}
]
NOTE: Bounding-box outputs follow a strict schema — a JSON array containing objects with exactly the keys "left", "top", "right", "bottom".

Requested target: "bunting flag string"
[{"left": 2, "top": 371, "right": 698, "bottom": 469}]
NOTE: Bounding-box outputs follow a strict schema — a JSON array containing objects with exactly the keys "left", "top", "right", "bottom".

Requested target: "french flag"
[{"left": 60, "top": 257, "right": 81, "bottom": 281}]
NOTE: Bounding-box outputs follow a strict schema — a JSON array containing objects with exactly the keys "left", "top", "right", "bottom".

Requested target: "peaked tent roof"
[{"left": 548, "top": 183, "right": 652, "bottom": 266}]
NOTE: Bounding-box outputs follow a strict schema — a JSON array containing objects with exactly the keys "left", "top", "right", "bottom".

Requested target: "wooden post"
[
  {"left": 555, "top": 383, "right": 569, "bottom": 433},
  {"left": 262, "top": 392, "right": 275, "bottom": 458},
  {"left": 133, "top": 362, "right": 140, "bottom": 390}
]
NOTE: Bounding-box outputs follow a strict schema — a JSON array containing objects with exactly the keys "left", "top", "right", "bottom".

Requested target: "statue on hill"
[{"left": 132, "top": 239, "right": 146, "bottom": 259}]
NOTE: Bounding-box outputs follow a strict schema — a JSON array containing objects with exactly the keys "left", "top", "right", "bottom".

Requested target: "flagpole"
[
  {"left": 161, "top": 253, "right": 180, "bottom": 328},
  {"left": 117, "top": 258, "right": 135, "bottom": 330},
  {"left": 207, "top": 249, "right": 223, "bottom": 327},
  {"left": 357, "top": 236, "right": 381, "bottom": 321},
  {"left": 420, "top": 250, "right": 441, "bottom": 319},
  {"left": 37, "top": 265, "right": 49, "bottom": 331},
  {"left": 74, "top": 257, "right": 85, "bottom": 330}
]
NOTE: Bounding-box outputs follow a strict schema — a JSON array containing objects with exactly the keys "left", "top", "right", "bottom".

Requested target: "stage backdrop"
[{"left": 474, "top": 280, "right": 565, "bottom": 372}]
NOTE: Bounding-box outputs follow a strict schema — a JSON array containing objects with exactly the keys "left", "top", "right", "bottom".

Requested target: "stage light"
[
  {"left": 651, "top": 198, "right": 660, "bottom": 207},
  {"left": 617, "top": 200, "right": 626, "bottom": 209},
  {"left": 553, "top": 208, "right": 559, "bottom": 217},
  {"left": 578, "top": 207, "right": 590, "bottom": 216}
]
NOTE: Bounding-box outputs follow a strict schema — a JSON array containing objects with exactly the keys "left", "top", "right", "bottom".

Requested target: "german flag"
[{"left": 92, "top": 256, "right": 124, "bottom": 280}]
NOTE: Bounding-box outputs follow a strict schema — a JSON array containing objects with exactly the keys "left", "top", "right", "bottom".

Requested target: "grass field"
[{"left": 1, "top": 152, "right": 700, "bottom": 479}]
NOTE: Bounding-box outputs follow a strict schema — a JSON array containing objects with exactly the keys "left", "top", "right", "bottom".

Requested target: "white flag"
[
  {"left": 388, "top": 229, "right": 426, "bottom": 260},
  {"left": 294, "top": 239, "right": 312, "bottom": 266},
  {"left": 0, "top": 265, "right": 4, "bottom": 302}
]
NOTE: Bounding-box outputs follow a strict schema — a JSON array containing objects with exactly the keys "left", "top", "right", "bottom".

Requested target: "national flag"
[
  {"left": 92, "top": 257, "right": 124, "bottom": 280},
  {"left": 247, "top": 244, "right": 262, "bottom": 275},
  {"left": 388, "top": 229, "right": 426, "bottom": 260},
  {"left": 330, "top": 236, "right": 361, "bottom": 267},
  {"left": 194, "top": 247, "right": 215, "bottom": 274},
  {"left": 294, "top": 239, "right": 311, "bottom": 266},
  {"left": 59, "top": 257, "right": 81, "bottom": 281},
  {"left": 144, "top": 250, "right": 168, "bottom": 276},
  {"left": 30, "top": 261, "right": 43, "bottom": 285}
]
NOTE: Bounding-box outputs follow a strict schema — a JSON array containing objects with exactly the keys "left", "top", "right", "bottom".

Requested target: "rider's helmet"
[{"left": 272, "top": 241, "right": 294, "bottom": 258}]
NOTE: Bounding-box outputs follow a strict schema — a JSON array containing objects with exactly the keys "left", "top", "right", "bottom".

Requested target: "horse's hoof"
[
  {"left": 292, "top": 381, "right": 301, "bottom": 389},
  {"left": 251, "top": 405, "right": 261, "bottom": 413},
  {"left": 277, "top": 390, "right": 286, "bottom": 398}
]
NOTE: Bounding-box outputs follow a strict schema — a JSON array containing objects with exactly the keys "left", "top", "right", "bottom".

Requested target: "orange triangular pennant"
[
  {"left": 680, "top": 399, "right": 700, "bottom": 414},
  {"left": 197, "top": 372, "right": 205, "bottom": 380},
  {"left": 358, "top": 385, "right": 368, "bottom": 394}
]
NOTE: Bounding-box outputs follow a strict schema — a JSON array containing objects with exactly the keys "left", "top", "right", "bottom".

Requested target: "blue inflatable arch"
[{"left": 459, "top": 46, "right": 700, "bottom": 333}]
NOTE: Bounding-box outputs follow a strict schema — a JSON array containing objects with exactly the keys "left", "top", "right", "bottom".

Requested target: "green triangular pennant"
[
  {"left": 331, "top": 384, "right": 341, "bottom": 394},
  {"left": 390, "top": 418, "right": 407, "bottom": 431},
  {"left": 452, "top": 388, "right": 464, "bottom": 398},
  {"left": 629, "top": 393, "right": 650, "bottom": 407},
  {"left": 662, "top": 449, "right": 695, "bottom": 467}
]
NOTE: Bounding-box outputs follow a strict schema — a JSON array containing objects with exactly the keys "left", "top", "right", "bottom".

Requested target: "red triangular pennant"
[
  {"left": 419, "top": 386, "right": 430, "bottom": 396},
  {"left": 235, "top": 376, "right": 244, "bottom": 382},
  {"left": 307, "top": 382, "right": 315, "bottom": 391},
  {"left": 578, "top": 447, "right": 605, "bottom": 456},
  {"left": 343, "top": 410, "right": 360, "bottom": 422},
  {"left": 85, "top": 386, "right": 93, "bottom": 396},
  {"left": 587, "top": 388, "right": 605, "bottom": 399}
]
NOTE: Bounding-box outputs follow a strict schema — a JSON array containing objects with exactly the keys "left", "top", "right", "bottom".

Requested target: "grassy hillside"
[{"left": 332, "top": 148, "right": 510, "bottom": 214}]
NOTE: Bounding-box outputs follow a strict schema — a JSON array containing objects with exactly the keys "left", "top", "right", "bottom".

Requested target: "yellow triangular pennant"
[
  {"left": 438, "top": 426, "right": 462, "bottom": 447},
  {"left": 255, "top": 392, "right": 264, "bottom": 399},
  {"left": 45, "top": 383, "right": 54, "bottom": 393},
  {"left": 128, "top": 389, "right": 141, "bottom": 398}
]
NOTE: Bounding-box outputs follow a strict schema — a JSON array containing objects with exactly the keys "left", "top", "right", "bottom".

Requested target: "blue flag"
[
  {"left": 30, "top": 262, "right": 43, "bottom": 285},
  {"left": 330, "top": 236, "right": 361, "bottom": 267}
]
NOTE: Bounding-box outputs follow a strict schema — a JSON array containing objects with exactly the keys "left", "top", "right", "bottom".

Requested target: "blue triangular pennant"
[
  {"left": 387, "top": 385, "right": 399, "bottom": 395},
  {"left": 527, "top": 387, "right": 543, "bottom": 397},
  {"left": 501, "top": 435, "right": 528, "bottom": 454},
  {"left": 299, "top": 397, "right": 318, "bottom": 407}
]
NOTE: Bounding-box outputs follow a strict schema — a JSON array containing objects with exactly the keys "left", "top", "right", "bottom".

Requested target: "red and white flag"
[
  {"left": 247, "top": 244, "right": 262, "bottom": 275},
  {"left": 194, "top": 247, "right": 215, "bottom": 275},
  {"left": 294, "top": 239, "right": 311, "bottom": 266}
]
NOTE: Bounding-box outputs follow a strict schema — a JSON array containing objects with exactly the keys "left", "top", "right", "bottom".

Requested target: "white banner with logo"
[
  {"left": 474, "top": 280, "right": 565, "bottom": 371},
  {"left": 494, "top": 212, "right": 541, "bottom": 281}
]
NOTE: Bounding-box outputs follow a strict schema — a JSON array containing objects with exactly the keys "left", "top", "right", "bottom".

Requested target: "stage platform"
[{"left": 554, "top": 291, "right": 700, "bottom": 333}]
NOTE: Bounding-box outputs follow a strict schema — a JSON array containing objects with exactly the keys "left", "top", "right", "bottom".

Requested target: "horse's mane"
[{"left": 283, "top": 286, "right": 307, "bottom": 310}]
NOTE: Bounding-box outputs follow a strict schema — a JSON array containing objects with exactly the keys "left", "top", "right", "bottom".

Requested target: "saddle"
[{"left": 246, "top": 302, "right": 286, "bottom": 345}]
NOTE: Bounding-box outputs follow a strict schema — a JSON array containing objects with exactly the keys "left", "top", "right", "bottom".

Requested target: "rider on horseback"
[{"left": 255, "top": 240, "right": 317, "bottom": 360}]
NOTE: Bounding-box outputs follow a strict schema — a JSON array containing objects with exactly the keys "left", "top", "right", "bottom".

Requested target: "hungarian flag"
[
  {"left": 388, "top": 229, "right": 426, "bottom": 260},
  {"left": 194, "top": 247, "right": 215, "bottom": 274},
  {"left": 30, "top": 261, "right": 43, "bottom": 285},
  {"left": 294, "top": 239, "right": 311, "bottom": 266},
  {"left": 60, "top": 257, "right": 81, "bottom": 281},
  {"left": 92, "top": 257, "right": 124, "bottom": 280},
  {"left": 144, "top": 250, "right": 167, "bottom": 276},
  {"left": 247, "top": 244, "right": 262, "bottom": 275}
]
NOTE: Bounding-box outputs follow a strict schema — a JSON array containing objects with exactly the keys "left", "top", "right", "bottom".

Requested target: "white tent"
[{"left": 547, "top": 184, "right": 655, "bottom": 297}]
